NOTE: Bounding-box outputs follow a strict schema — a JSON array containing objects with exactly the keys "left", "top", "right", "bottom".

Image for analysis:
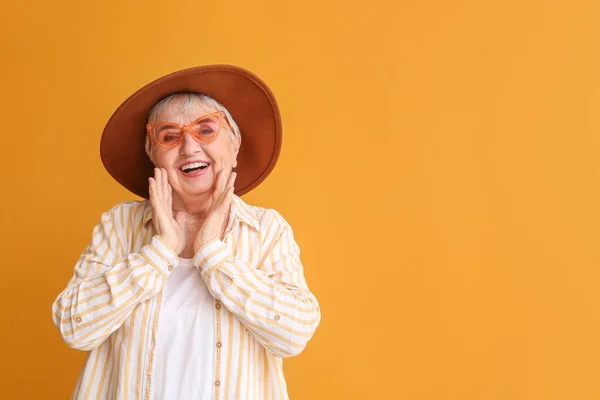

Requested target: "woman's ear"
[
  {"left": 145, "top": 140, "right": 155, "bottom": 165},
  {"left": 231, "top": 134, "right": 241, "bottom": 168}
]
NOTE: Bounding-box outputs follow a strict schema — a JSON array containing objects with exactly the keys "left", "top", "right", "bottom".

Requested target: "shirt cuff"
[
  {"left": 140, "top": 235, "right": 180, "bottom": 279},
  {"left": 193, "top": 238, "right": 232, "bottom": 278}
]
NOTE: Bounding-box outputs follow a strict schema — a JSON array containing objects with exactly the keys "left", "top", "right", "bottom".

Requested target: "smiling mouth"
[{"left": 180, "top": 161, "right": 210, "bottom": 174}]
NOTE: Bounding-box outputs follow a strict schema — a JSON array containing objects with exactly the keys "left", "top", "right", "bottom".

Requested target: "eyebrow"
[
  {"left": 155, "top": 123, "right": 180, "bottom": 129},
  {"left": 154, "top": 112, "right": 219, "bottom": 127},
  {"left": 194, "top": 117, "right": 216, "bottom": 124},
  {"left": 192, "top": 113, "right": 219, "bottom": 122}
]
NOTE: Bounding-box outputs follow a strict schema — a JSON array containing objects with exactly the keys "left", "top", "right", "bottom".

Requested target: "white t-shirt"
[{"left": 152, "top": 258, "right": 215, "bottom": 400}]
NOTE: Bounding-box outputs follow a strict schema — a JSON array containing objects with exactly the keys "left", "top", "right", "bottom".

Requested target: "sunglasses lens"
[
  {"left": 191, "top": 115, "right": 220, "bottom": 142},
  {"left": 155, "top": 126, "right": 182, "bottom": 148}
]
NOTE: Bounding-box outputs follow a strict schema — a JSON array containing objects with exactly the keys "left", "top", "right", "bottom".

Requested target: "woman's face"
[{"left": 148, "top": 98, "right": 241, "bottom": 200}]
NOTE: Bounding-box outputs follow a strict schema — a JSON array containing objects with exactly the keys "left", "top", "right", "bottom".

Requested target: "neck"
[
  {"left": 172, "top": 192, "right": 212, "bottom": 218},
  {"left": 171, "top": 192, "right": 233, "bottom": 233}
]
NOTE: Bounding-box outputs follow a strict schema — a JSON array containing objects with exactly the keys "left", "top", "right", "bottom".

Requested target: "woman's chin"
[{"left": 177, "top": 182, "right": 213, "bottom": 198}]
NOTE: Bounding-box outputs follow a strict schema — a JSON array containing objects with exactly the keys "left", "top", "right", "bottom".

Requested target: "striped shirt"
[{"left": 52, "top": 195, "right": 321, "bottom": 400}]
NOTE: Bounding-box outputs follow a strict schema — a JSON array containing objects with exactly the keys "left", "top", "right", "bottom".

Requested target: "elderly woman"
[{"left": 52, "top": 65, "right": 321, "bottom": 400}]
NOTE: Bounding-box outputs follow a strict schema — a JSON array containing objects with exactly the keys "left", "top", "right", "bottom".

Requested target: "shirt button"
[
  {"left": 216, "top": 341, "right": 222, "bottom": 348},
  {"left": 168, "top": 265, "right": 173, "bottom": 271},
  {"left": 198, "top": 266, "right": 203, "bottom": 271},
  {"left": 215, "top": 302, "right": 222, "bottom": 310},
  {"left": 274, "top": 315, "right": 280, "bottom": 321},
  {"left": 75, "top": 316, "right": 82, "bottom": 323},
  {"left": 215, "top": 380, "right": 221, "bottom": 387}
]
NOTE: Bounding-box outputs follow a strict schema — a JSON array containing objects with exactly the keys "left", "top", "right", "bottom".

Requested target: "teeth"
[{"left": 181, "top": 162, "right": 209, "bottom": 171}]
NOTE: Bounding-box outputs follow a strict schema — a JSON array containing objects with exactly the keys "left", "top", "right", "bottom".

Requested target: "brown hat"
[{"left": 100, "top": 64, "right": 282, "bottom": 198}]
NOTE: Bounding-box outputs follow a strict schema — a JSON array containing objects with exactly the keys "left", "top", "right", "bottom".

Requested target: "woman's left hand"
[{"left": 193, "top": 164, "right": 236, "bottom": 253}]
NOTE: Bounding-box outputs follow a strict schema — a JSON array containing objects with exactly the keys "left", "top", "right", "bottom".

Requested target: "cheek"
[
  {"left": 166, "top": 169, "right": 179, "bottom": 187},
  {"left": 152, "top": 149, "right": 176, "bottom": 168},
  {"left": 207, "top": 141, "right": 238, "bottom": 165}
]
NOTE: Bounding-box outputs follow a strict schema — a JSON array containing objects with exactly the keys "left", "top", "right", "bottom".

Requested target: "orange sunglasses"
[{"left": 146, "top": 111, "right": 233, "bottom": 149}]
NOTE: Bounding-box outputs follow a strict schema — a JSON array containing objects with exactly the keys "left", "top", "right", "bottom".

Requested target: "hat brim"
[{"left": 100, "top": 64, "right": 282, "bottom": 199}]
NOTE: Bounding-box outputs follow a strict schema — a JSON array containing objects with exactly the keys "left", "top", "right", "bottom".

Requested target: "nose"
[{"left": 178, "top": 131, "right": 204, "bottom": 156}]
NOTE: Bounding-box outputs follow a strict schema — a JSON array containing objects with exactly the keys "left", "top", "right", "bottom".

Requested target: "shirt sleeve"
[
  {"left": 193, "top": 212, "right": 321, "bottom": 358},
  {"left": 52, "top": 206, "right": 179, "bottom": 351}
]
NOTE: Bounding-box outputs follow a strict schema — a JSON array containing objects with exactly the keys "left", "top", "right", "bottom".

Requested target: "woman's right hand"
[{"left": 148, "top": 167, "right": 186, "bottom": 255}]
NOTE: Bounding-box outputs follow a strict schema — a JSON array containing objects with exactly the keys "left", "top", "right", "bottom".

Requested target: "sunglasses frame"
[{"left": 146, "top": 111, "right": 233, "bottom": 149}]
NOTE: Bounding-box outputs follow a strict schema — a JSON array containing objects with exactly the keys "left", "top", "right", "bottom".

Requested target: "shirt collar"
[
  {"left": 229, "top": 195, "right": 260, "bottom": 231},
  {"left": 142, "top": 194, "right": 259, "bottom": 231},
  {"left": 142, "top": 202, "right": 153, "bottom": 226}
]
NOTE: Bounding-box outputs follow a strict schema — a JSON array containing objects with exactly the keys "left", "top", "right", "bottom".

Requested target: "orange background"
[{"left": 2, "top": 0, "right": 600, "bottom": 399}]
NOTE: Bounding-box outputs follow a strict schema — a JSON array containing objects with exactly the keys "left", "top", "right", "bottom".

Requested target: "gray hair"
[{"left": 145, "top": 93, "right": 241, "bottom": 156}]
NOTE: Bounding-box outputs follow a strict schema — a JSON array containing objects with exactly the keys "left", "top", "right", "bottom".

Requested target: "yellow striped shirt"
[{"left": 52, "top": 195, "right": 321, "bottom": 399}]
